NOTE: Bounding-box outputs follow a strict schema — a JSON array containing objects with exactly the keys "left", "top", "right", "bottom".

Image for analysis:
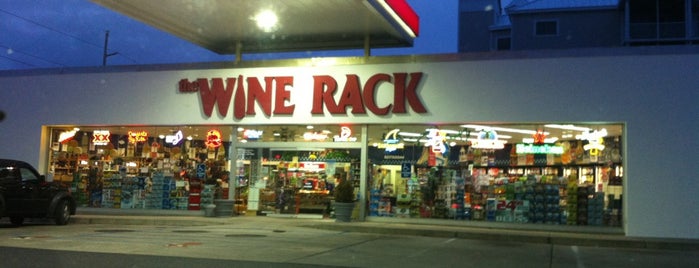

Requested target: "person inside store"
[{"left": 326, "top": 174, "right": 336, "bottom": 194}]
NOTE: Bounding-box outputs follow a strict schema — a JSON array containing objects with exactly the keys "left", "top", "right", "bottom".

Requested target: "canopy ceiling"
[{"left": 91, "top": 0, "right": 419, "bottom": 55}]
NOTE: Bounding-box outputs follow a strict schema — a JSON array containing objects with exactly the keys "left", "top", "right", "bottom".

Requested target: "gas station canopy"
[{"left": 91, "top": 0, "right": 419, "bottom": 54}]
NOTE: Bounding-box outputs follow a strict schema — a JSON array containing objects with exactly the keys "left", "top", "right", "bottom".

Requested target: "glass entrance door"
[{"left": 233, "top": 147, "right": 361, "bottom": 218}]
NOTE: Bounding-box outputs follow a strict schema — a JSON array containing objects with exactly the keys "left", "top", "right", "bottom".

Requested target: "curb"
[
  {"left": 70, "top": 214, "right": 699, "bottom": 251},
  {"left": 305, "top": 223, "right": 699, "bottom": 251}
]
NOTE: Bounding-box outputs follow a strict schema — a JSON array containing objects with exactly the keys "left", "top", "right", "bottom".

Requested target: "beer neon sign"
[
  {"left": 378, "top": 129, "right": 404, "bottom": 152},
  {"left": 92, "top": 130, "right": 111, "bottom": 146},
  {"left": 58, "top": 129, "right": 77, "bottom": 144},
  {"left": 425, "top": 129, "right": 447, "bottom": 153},
  {"left": 128, "top": 131, "right": 148, "bottom": 143},
  {"left": 165, "top": 130, "right": 184, "bottom": 145},
  {"left": 578, "top": 129, "right": 607, "bottom": 156},
  {"left": 516, "top": 143, "right": 564, "bottom": 155},
  {"left": 205, "top": 129, "right": 223, "bottom": 148},
  {"left": 469, "top": 129, "right": 506, "bottom": 149},
  {"left": 303, "top": 132, "right": 328, "bottom": 141},
  {"left": 243, "top": 129, "right": 264, "bottom": 140},
  {"left": 333, "top": 126, "right": 357, "bottom": 142}
]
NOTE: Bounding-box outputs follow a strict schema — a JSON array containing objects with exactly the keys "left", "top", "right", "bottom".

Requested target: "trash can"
[{"left": 203, "top": 204, "right": 216, "bottom": 217}]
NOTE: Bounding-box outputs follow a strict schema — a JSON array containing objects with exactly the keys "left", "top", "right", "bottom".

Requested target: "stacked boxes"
[
  {"left": 576, "top": 186, "right": 592, "bottom": 225},
  {"left": 587, "top": 192, "right": 605, "bottom": 226},
  {"left": 453, "top": 177, "right": 466, "bottom": 220},
  {"left": 395, "top": 193, "right": 412, "bottom": 218},
  {"left": 188, "top": 179, "right": 202, "bottom": 210},
  {"left": 161, "top": 176, "right": 173, "bottom": 209},
  {"left": 531, "top": 184, "right": 545, "bottom": 223},
  {"left": 378, "top": 197, "right": 392, "bottom": 217},
  {"left": 101, "top": 173, "right": 121, "bottom": 208},
  {"left": 433, "top": 199, "right": 447, "bottom": 219},
  {"left": 543, "top": 184, "right": 561, "bottom": 224},
  {"left": 369, "top": 189, "right": 381, "bottom": 216},
  {"left": 200, "top": 185, "right": 215, "bottom": 206},
  {"left": 145, "top": 173, "right": 165, "bottom": 209},
  {"left": 485, "top": 198, "right": 497, "bottom": 221},
  {"left": 119, "top": 177, "right": 137, "bottom": 209},
  {"left": 566, "top": 176, "right": 579, "bottom": 225}
]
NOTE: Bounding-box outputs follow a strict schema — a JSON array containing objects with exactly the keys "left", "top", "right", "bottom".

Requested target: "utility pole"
[{"left": 102, "top": 30, "right": 118, "bottom": 66}]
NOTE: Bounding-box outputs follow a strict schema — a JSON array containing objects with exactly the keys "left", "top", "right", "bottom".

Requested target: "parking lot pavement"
[{"left": 65, "top": 208, "right": 699, "bottom": 252}]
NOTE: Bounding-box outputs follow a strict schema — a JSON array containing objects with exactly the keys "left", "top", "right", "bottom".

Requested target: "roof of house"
[{"left": 506, "top": 0, "right": 621, "bottom": 14}]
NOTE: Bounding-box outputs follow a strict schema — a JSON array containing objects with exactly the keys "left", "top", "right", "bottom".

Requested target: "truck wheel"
[
  {"left": 54, "top": 200, "right": 71, "bottom": 225},
  {"left": 10, "top": 216, "right": 24, "bottom": 226}
]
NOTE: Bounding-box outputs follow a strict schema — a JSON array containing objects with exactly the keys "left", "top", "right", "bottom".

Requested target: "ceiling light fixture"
[
  {"left": 461, "top": 124, "right": 547, "bottom": 135},
  {"left": 253, "top": 10, "right": 278, "bottom": 33},
  {"left": 544, "top": 124, "right": 592, "bottom": 132}
]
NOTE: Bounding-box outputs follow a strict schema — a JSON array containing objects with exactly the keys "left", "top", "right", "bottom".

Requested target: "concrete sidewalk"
[{"left": 72, "top": 208, "right": 699, "bottom": 252}]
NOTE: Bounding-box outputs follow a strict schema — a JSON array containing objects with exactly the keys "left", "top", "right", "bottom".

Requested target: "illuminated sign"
[
  {"left": 299, "top": 162, "right": 326, "bottom": 171},
  {"left": 378, "top": 129, "right": 404, "bottom": 152},
  {"left": 577, "top": 129, "right": 607, "bottom": 156},
  {"left": 522, "top": 130, "right": 558, "bottom": 145},
  {"left": 516, "top": 144, "right": 564, "bottom": 155},
  {"left": 128, "top": 131, "right": 148, "bottom": 143},
  {"left": 333, "top": 126, "right": 357, "bottom": 142},
  {"left": 178, "top": 72, "right": 427, "bottom": 120},
  {"left": 243, "top": 129, "right": 264, "bottom": 140},
  {"left": 469, "top": 129, "right": 506, "bottom": 149},
  {"left": 303, "top": 132, "right": 328, "bottom": 141},
  {"left": 58, "top": 129, "right": 77, "bottom": 144},
  {"left": 165, "top": 130, "right": 184, "bottom": 145},
  {"left": 576, "top": 129, "right": 607, "bottom": 141},
  {"left": 92, "top": 130, "right": 111, "bottom": 146},
  {"left": 205, "top": 129, "right": 223, "bottom": 148},
  {"left": 425, "top": 129, "right": 447, "bottom": 153},
  {"left": 532, "top": 130, "right": 546, "bottom": 144}
]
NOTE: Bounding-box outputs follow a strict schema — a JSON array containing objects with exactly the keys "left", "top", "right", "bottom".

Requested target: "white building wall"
[{"left": 1, "top": 48, "right": 697, "bottom": 239}]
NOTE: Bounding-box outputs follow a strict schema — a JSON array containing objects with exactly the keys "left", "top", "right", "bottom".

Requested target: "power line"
[
  {"left": 0, "top": 54, "right": 36, "bottom": 67},
  {"left": 0, "top": 8, "right": 139, "bottom": 65},
  {"left": 0, "top": 44, "right": 66, "bottom": 67},
  {"left": 0, "top": 8, "right": 103, "bottom": 49}
]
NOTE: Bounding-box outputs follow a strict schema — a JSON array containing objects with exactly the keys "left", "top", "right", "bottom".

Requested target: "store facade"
[{"left": 1, "top": 47, "right": 697, "bottom": 239}]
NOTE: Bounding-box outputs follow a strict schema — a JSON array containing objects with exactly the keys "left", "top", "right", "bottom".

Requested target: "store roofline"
[{"left": 1, "top": 46, "right": 698, "bottom": 77}]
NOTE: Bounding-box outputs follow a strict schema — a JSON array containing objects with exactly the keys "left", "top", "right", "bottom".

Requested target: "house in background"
[{"left": 459, "top": 0, "right": 699, "bottom": 52}]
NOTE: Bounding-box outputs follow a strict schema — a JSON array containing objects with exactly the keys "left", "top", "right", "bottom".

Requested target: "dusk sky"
[{"left": 0, "top": 0, "right": 459, "bottom": 70}]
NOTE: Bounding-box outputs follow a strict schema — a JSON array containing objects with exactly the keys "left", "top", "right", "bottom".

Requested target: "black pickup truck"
[{"left": 0, "top": 159, "right": 76, "bottom": 225}]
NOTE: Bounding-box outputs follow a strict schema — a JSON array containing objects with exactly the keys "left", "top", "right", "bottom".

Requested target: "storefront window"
[
  {"left": 233, "top": 147, "right": 361, "bottom": 217},
  {"left": 47, "top": 125, "right": 234, "bottom": 211},
  {"left": 45, "top": 122, "right": 624, "bottom": 228},
  {"left": 366, "top": 123, "right": 623, "bottom": 227},
  {"left": 233, "top": 124, "right": 363, "bottom": 218}
]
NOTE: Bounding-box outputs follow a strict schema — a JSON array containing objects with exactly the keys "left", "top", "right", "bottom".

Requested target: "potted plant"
[{"left": 333, "top": 175, "right": 355, "bottom": 222}]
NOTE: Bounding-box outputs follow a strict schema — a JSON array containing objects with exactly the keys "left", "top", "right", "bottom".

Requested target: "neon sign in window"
[
  {"left": 378, "top": 129, "right": 404, "bottom": 152},
  {"left": 469, "top": 129, "right": 506, "bottom": 149},
  {"left": 516, "top": 143, "right": 564, "bottom": 155},
  {"left": 333, "top": 126, "right": 357, "bottom": 142},
  {"left": 165, "top": 130, "right": 184, "bottom": 145},
  {"left": 92, "top": 130, "right": 111, "bottom": 146},
  {"left": 205, "top": 129, "right": 223, "bottom": 148},
  {"left": 58, "top": 129, "right": 77, "bottom": 144},
  {"left": 128, "top": 131, "right": 148, "bottom": 143}
]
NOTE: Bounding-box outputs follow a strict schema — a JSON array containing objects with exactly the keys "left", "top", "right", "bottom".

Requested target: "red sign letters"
[{"left": 178, "top": 72, "right": 427, "bottom": 120}]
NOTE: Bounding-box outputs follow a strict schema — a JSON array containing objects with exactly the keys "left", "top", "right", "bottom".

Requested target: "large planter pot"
[{"left": 334, "top": 202, "right": 355, "bottom": 222}]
